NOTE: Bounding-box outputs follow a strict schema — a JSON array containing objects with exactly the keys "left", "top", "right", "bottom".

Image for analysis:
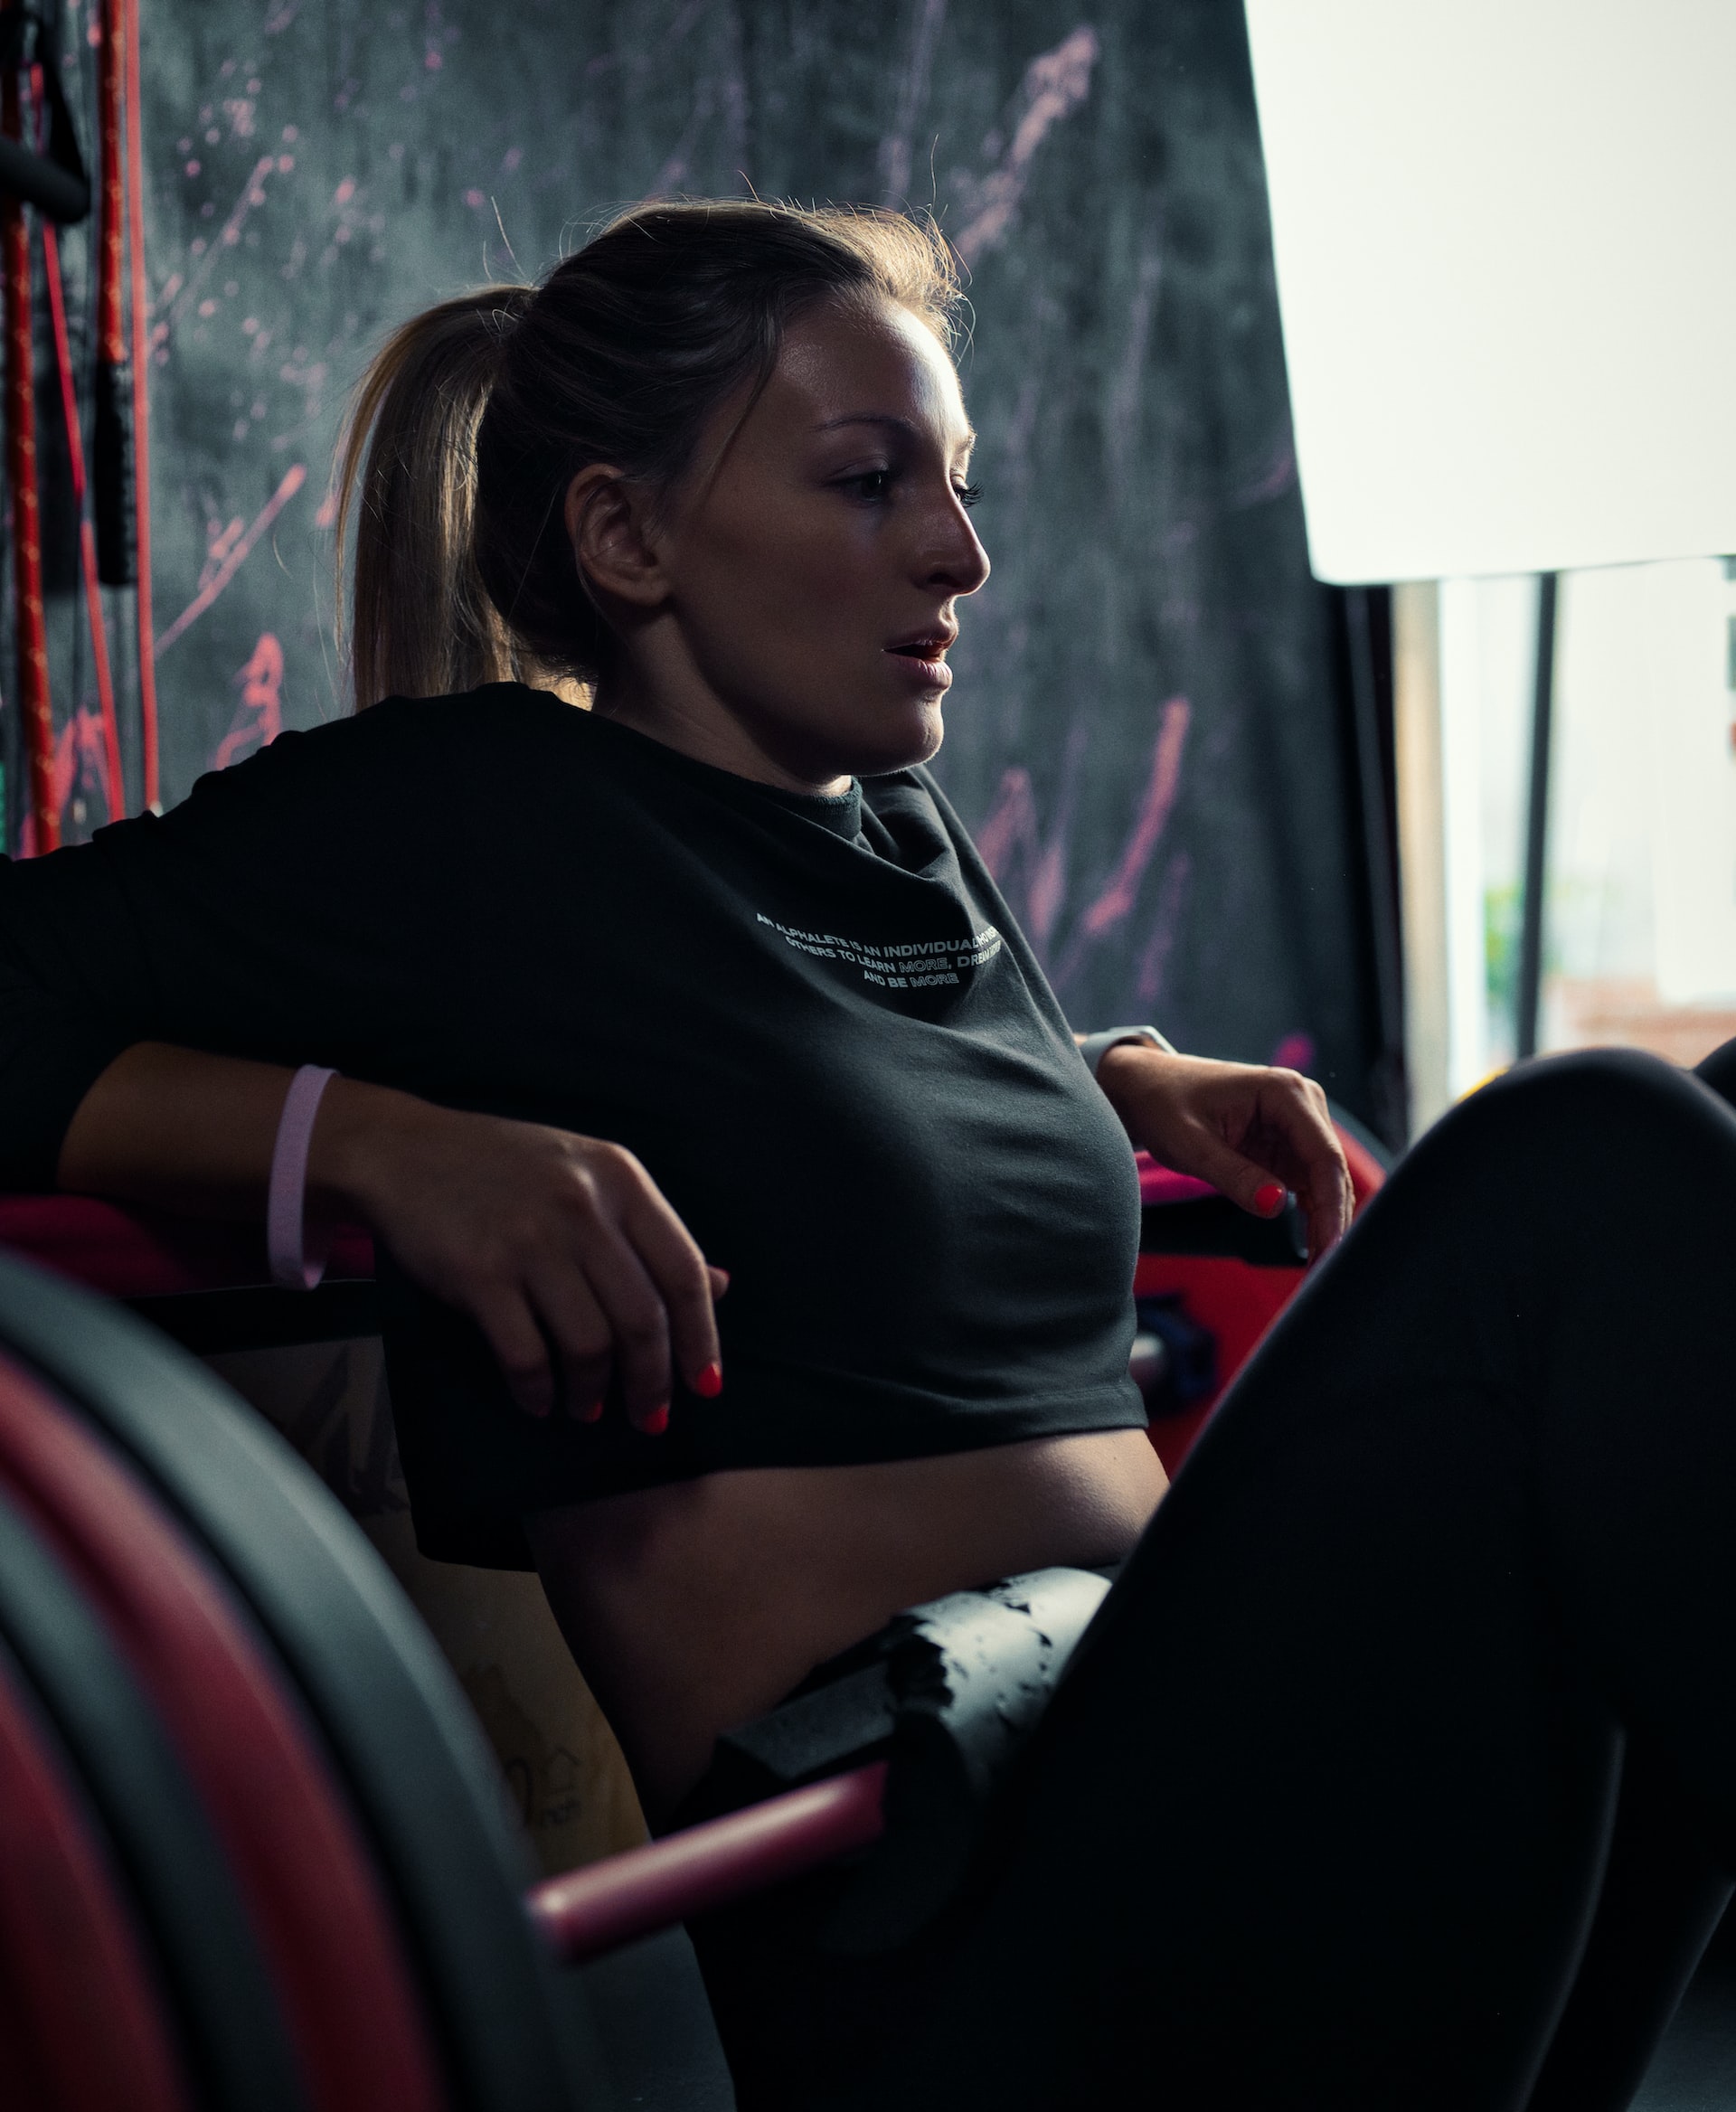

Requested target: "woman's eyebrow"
[{"left": 815, "top": 411, "right": 977, "bottom": 448}]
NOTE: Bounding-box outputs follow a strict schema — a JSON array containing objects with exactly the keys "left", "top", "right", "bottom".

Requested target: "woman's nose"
[{"left": 920, "top": 504, "right": 991, "bottom": 598}]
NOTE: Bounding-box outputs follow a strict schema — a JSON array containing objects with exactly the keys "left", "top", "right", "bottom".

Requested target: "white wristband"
[
  {"left": 267, "top": 1065, "right": 337, "bottom": 1290},
  {"left": 1079, "top": 1024, "right": 1179, "bottom": 1077}
]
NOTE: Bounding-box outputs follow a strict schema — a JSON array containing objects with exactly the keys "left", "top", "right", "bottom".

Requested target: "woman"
[{"left": 4, "top": 201, "right": 1735, "bottom": 2110}]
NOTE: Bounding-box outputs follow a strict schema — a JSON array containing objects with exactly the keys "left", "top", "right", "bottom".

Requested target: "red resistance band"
[{"left": 3, "top": 61, "right": 54, "bottom": 853}]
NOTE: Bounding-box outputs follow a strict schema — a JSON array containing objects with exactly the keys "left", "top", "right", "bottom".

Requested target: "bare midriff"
[{"left": 524, "top": 1426, "right": 1168, "bottom": 1824}]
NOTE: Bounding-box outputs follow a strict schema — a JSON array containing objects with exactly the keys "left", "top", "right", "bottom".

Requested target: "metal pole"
[
  {"left": 1344, "top": 585, "right": 1407, "bottom": 1145},
  {"left": 1514, "top": 571, "right": 1558, "bottom": 1061}
]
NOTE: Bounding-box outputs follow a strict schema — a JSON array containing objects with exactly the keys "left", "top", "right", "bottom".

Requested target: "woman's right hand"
[{"left": 317, "top": 1083, "right": 725, "bottom": 1431}]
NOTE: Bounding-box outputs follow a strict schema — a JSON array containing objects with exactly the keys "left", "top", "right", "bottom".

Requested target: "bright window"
[{"left": 1439, "top": 560, "right": 1736, "bottom": 1087}]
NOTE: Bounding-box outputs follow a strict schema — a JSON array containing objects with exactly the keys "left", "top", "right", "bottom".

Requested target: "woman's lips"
[{"left": 884, "top": 637, "right": 954, "bottom": 688}]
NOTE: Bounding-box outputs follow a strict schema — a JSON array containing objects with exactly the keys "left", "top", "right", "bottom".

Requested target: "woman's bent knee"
[{"left": 1423, "top": 1047, "right": 1731, "bottom": 1174}]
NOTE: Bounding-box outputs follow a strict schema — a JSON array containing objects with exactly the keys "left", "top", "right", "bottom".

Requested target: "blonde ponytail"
[{"left": 334, "top": 286, "right": 532, "bottom": 710}]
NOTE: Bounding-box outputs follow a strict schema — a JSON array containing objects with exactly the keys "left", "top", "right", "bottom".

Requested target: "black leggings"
[{"left": 687, "top": 1044, "right": 1736, "bottom": 2110}]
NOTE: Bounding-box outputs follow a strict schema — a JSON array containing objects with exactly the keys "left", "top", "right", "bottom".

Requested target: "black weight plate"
[
  {"left": 0, "top": 1480, "right": 305, "bottom": 2112},
  {"left": 0, "top": 1251, "right": 608, "bottom": 2112}
]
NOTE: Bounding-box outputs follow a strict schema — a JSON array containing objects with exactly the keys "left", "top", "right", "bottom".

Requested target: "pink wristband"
[{"left": 268, "top": 1065, "right": 337, "bottom": 1290}]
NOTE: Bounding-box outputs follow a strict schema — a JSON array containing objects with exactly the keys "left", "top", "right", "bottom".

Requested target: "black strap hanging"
[{"left": 0, "top": 5, "right": 89, "bottom": 224}]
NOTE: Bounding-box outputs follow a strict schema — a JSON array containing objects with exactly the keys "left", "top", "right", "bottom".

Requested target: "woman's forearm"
[
  {"left": 53, "top": 1042, "right": 727, "bottom": 1423},
  {"left": 54, "top": 1042, "right": 417, "bottom": 1223}
]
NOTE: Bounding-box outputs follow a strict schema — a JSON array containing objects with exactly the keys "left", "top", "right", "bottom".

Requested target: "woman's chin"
[
  {"left": 856, "top": 702, "right": 944, "bottom": 777},
  {"left": 749, "top": 693, "right": 946, "bottom": 785},
  {"left": 910, "top": 704, "right": 946, "bottom": 766}
]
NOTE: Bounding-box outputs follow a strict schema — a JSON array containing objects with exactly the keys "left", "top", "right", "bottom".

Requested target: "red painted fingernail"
[
  {"left": 639, "top": 1404, "right": 669, "bottom": 1437},
  {"left": 1254, "top": 1183, "right": 1287, "bottom": 1215},
  {"left": 693, "top": 1362, "right": 723, "bottom": 1400},
  {"left": 579, "top": 1398, "right": 604, "bottom": 1424}
]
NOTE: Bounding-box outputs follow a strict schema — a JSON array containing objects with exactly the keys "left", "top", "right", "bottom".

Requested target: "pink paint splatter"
[
  {"left": 953, "top": 27, "right": 1099, "bottom": 265},
  {"left": 18, "top": 710, "right": 117, "bottom": 852},
  {"left": 1231, "top": 443, "right": 1297, "bottom": 509},
  {"left": 156, "top": 465, "right": 308, "bottom": 658},
  {"left": 1080, "top": 698, "right": 1192, "bottom": 936},
  {"left": 56, "top": 710, "right": 116, "bottom": 827},
  {"left": 1136, "top": 852, "right": 1192, "bottom": 1005},
  {"left": 1040, "top": 702, "right": 1191, "bottom": 992},
  {"left": 212, "top": 634, "right": 285, "bottom": 770},
  {"left": 976, "top": 765, "right": 1038, "bottom": 882},
  {"left": 1027, "top": 835, "right": 1071, "bottom": 949},
  {"left": 1109, "top": 238, "right": 1165, "bottom": 472},
  {"left": 156, "top": 155, "right": 280, "bottom": 354},
  {"left": 973, "top": 759, "right": 1070, "bottom": 947}
]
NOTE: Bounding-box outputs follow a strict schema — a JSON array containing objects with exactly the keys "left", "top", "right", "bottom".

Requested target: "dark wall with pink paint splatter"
[{"left": 5, "top": 0, "right": 1394, "bottom": 1133}]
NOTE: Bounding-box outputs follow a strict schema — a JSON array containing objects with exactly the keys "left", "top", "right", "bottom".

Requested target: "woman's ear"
[{"left": 565, "top": 464, "right": 668, "bottom": 612}]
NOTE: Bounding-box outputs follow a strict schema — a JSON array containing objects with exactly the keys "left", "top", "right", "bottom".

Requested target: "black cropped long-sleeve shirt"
[{"left": 0, "top": 685, "right": 1145, "bottom": 1565}]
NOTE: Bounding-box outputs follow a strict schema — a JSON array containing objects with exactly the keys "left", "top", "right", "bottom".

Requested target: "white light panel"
[{"left": 1243, "top": 0, "right": 1736, "bottom": 583}]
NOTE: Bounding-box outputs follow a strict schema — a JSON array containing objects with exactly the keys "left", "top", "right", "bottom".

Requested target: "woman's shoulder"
[
  {"left": 45, "top": 684, "right": 607, "bottom": 907},
  {"left": 275, "top": 680, "right": 589, "bottom": 768},
  {"left": 162, "top": 682, "right": 598, "bottom": 823}
]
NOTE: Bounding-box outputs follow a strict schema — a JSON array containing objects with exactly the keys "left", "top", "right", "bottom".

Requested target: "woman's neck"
[{"left": 591, "top": 664, "right": 853, "bottom": 799}]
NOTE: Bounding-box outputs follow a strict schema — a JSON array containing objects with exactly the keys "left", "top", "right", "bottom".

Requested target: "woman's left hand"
[{"left": 1094, "top": 1044, "right": 1353, "bottom": 1262}]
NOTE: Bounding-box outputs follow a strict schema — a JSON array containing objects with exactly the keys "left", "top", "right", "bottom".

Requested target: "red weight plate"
[
  {"left": 0, "top": 1645, "right": 191, "bottom": 2112},
  {"left": 0, "top": 1353, "right": 446, "bottom": 2112}
]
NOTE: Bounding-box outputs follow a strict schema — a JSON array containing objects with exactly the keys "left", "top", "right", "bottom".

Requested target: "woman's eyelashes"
[{"left": 830, "top": 465, "right": 983, "bottom": 509}]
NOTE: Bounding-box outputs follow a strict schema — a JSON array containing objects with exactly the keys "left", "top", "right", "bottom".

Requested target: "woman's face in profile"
[{"left": 649, "top": 294, "right": 991, "bottom": 785}]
